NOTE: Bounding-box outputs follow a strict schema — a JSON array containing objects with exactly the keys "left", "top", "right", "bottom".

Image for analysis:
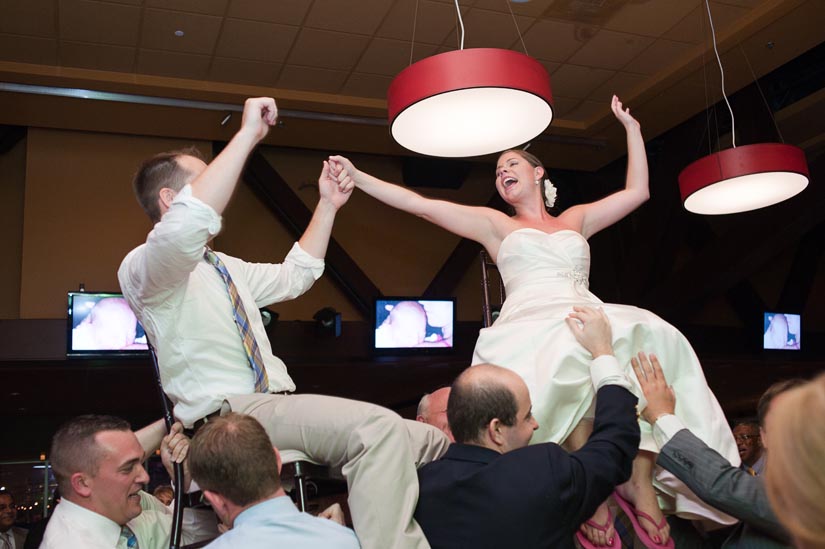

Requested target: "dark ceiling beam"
[
  {"left": 0, "top": 124, "right": 25, "bottom": 155},
  {"left": 777, "top": 219, "right": 825, "bottom": 312},
  {"left": 423, "top": 193, "right": 507, "bottom": 298},
  {"left": 639, "top": 154, "right": 825, "bottom": 319},
  {"left": 223, "top": 143, "right": 381, "bottom": 315}
]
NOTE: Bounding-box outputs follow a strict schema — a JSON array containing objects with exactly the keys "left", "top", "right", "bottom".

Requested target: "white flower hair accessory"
[{"left": 543, "top": 179, "right": 557, "bottom": 208}]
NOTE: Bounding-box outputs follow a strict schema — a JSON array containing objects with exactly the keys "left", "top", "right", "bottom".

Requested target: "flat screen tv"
[
  {"left": 373, "top": 297, "right": 455, "bottom": 355},
  {"left": 763, "top": 312, "right": 801, "bottom": 350},
  {"left": 67, "top": 291, "right": 148, "bottom": 357}
]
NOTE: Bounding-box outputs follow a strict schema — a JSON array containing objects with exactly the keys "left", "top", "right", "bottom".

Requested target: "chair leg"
[{"left": 294, "top": 461, "right": 308, "bottom": 512}]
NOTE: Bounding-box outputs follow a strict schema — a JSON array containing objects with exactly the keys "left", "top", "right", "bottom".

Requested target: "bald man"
[
  {"left": 414, "top": 306, "right": 640, "bottom": 549},
  {"left": 416, "top": 388, "right": 454, "bottom": 442}
]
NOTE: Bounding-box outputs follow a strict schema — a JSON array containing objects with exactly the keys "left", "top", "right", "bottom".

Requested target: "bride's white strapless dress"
[{"left": 472, "top": 228, "right": 740, "bottom": 522}]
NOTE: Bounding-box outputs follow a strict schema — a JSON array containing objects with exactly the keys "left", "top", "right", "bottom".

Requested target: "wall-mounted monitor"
[
  {"left": 67, "top": 291, "right": 148, "bottom": 357},
  {"left": 763, "top": 312, "right": 801, "bottom": 351},
  {"left": 373, "top": 297, "right": 455, "bottom": 354}
]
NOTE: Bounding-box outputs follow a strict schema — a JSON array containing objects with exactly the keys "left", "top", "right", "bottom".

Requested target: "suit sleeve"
[
  {"left": 560, "top": 385, "right": 640, "bottom": 527},
  {"left": 657, "top": 429, "right": 788, "bottom": 537}
]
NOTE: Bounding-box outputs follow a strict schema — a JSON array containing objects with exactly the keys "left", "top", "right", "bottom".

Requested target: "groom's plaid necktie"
[{"left": 204, "top": 248, "right": 269, "bottom": 392}]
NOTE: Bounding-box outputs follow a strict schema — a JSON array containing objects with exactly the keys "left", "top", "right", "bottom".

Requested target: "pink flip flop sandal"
[
  {"left": 612, "top": 491, "right": 674, "bottom": 549},
  {"left": 575, "top": 509, "right": 621, "bottom": 549}
]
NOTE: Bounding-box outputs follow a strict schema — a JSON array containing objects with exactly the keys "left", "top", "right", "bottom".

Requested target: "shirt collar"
[
  {"left": 58, "top": 497, "right": 122, "bottom": 546},
  {"left": 234, "top": 495, "right": 297, "bottom": 527}
]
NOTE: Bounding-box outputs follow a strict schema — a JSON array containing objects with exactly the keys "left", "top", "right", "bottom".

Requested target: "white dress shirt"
[
  {"left": 40, "top": 492, "right": 208, "bottom": 549},
  {"left": 118, "top": 185, "right": 324, "bottom": 426}
]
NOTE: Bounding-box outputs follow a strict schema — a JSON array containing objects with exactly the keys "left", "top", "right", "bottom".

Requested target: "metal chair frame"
[{"left": 480, "top": 250, "right": 506, "bottom": 328}]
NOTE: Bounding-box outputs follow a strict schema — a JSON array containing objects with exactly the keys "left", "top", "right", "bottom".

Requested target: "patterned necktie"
[
  {"left": 0, "top": 532, "right": 11, "bottom": 549},
  {"left": 204, "top": 248, "right": 270, "bottom": 392},
  {"left": 120, "top": 525, "right": 139, "bottom": 549}
]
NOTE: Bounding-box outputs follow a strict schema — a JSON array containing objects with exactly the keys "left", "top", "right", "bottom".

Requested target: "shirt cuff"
[
  {"left": 590, "top": 355, "right": 634, "bottom": 392},
  {"left": 652, "top": 414, "right": 686, "bottom": 449},
  {"left": 173, "top": 184, "right": 222, "bottom": 236},
  {"left": 287, "top": 242, "right": 325, "bottom": 271}
]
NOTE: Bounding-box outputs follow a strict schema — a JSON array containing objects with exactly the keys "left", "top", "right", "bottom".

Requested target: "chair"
[
  {"left": 480, "top": 250, "right": 506, "bottom": 328},
  {"left": 147, "top": 342, "right": 186, "bottom": 549},
  {"left": 148, "top": 343, "right": 345, "bottom": 517}
]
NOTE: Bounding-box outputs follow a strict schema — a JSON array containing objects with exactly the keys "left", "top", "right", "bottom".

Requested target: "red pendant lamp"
[
  {"left": 678, "top": 1, "right": 809, "bottom": 214},
  {"left": 386, "top": 3, "right": 553, "bottom": 158}
]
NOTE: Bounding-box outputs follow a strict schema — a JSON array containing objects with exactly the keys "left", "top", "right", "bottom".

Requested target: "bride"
[{"left": 329, "top": 96, "right": 738, "bottom": 548}]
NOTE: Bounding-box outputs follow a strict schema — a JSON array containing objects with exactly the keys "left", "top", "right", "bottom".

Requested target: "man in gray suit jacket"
[
  {"left": 630, "top": 353, "right": 796, "bottom": 548},
  {"left": 0, "top": 490, "right": 28, "bottom": 549}
]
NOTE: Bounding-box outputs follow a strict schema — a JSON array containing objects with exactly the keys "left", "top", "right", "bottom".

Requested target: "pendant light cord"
[
  {"left": 505, "top": 0, "right": 529, "bottom": 55},
  {"left": 409, "top": 0, "right": 419, "bottom": 66},
  {"left": 738, "top": 43, "right": 786, "bottom": 143},
  {"left": 705, "top": 0, "right": 736, "bottom": 147},
  {"left": 454, "top": 0, "right": 465, "bottom": 50}
]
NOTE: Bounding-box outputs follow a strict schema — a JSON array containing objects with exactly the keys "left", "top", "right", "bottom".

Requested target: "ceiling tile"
[
  {"left": 140, "top": 8, "right": 223, "bottom": 54},
  {"left": 60, "top": 41, "right": 135, "bottom": 72},
  {"left": 356, "top": 38, "right": 438, "bottom": 76},
  {"left": 551, "top": 63, "right": 614, "bottom": 99},
  {"left": 304, "top": 0, "right": 394, "bottom": 36},
  {"left": 0, "top": 0, "right": 56, "bottom": 37},
  {"left": 136, "top": 48, "right": 211, "bottom": 80},
  {"left": 277, "top": 65, "right": 348, "bottom": 94},
  {"left": 377, "top": 0, "right": 459, "bottom": 46},
  {"left": 551, "top": 95, "right": 580, "bottom": 118},
  {"left": 665, "top": 4, "right": 750, "bottom": 45},
  {"left": 215, "top": 19, "right": 299, "bottom": 64},
  {"left": 456, "top": 8, "right": 534, "bottom": 49},
  {"left": 473, "top": 0, "right": 555, "bottom": 17},
  {"left": 564, "top": 99, "right": 604, "bottom": 122},
  {"left": 538, "top": 59, "right": 561, "bottom": 78},
  {"left": 210, "top": 57, "right": 281, "bottom": 87},
  {"left": 145, "top": 0, "right": 229, "bottom": 16},
  {"left": 227, "top": 0, "right": 311, "bottom": 25},
  {"left": 523, "top": 18, "right": 589, "bottom": 63},
  {"left": 628, "top": 39, "right": 695, "bottom": 76},
  {"left": 712, "top": 0, "right": 764, "bottom": 7},
  {"left": 58, "top": 0, "right": 140, "bottom": 46},
  {"left": 287, "top": 28, "right": 370, "bottom": 70},
  {"left": 588, "top": 71, "right": 648, "bottom": 102},
  {"left": 341, "top": 72, "right": 393, "bottom": 99},
  {"left": 568, "top": 29, "right": 654, "bottom": 70},
  {"left": 604, "top": 0, "right": 697, "bottom": 38},
  {"left": 0, "top": 34, "right": 57, "bottom": 64}
]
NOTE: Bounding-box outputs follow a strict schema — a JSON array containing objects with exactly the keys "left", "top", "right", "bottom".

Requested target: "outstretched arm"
[
  {"left": 329, "top": 155, "right": 505, "bottom": 250},
  {"left": 190, "top": 97, "right": 278, "bottom": 216},
  {"left": 298, "top": 160, "right": 352, "bottom": 259},
  {"left": 561, "top": 95, "right": 649, "bottom": 239}
]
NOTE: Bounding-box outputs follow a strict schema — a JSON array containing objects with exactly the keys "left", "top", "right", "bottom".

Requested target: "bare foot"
[{"left": 579, "top": 500, "right": 616, "bottom": 547}]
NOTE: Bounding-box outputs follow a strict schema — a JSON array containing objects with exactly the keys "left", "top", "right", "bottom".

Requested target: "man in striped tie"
[{"left": 119, "top": 97, "right": 450, "bottom": 549}]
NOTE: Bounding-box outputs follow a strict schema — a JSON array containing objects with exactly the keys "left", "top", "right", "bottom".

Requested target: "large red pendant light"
[
  {"left": 386, "top": 0, "right": 553, "bottom": 158},
  {"left": 678, "top": 0, "right": 809, "bottom": 214},
  {"left": 387, "top": 48, "right": 553, "bottom": 158}
]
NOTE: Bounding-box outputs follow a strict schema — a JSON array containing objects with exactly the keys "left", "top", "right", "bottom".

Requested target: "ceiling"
[{"left": 1, "top": 0, "right": 824, "bottom": 169}]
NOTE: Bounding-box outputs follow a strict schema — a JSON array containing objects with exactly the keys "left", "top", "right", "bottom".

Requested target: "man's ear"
[
  {"left": 273, "top": 447, "right": 282, "bottom": 475},
  {"left": 488, "top": 418, "right": 505, "bottom": 446},
  {"left": 71, "top": 472, "right": 93, "bottom": 498}
]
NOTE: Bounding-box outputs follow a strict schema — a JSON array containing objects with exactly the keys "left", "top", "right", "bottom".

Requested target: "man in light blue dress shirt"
[{"left": 190, "top": 413, "right": 360, "bottom": 549}]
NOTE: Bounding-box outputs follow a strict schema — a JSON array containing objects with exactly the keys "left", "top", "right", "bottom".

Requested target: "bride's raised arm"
[
  {"left": 560, "top": 95, "right": 649, "bottom": 239},
  {"left": 329, "top": 155, "right": 506, "bottom": 250}
]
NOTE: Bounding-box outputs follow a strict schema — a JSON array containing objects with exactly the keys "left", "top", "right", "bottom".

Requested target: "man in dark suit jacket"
[
  {"left": 414, "top": 306, "right": 641, "bottom": 549},
  {"left": 630, "top": 353, "right": 799, "bottom": 549},
  {"left": 0, "top": 490, "right": 28, "bottom": 549}
]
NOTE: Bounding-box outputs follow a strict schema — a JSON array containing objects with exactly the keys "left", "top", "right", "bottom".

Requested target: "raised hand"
[
  {"left": 328, "top": 155, "right": 359, "bottom": 193},
  {"left": 240, "top": 97, "right": 278, "bottom": 144},
  {"left": 611, "top": 95, "right": 640, "bottom": 133},
  {"left": 631, "top": 352, "right": 676, "bottom": 424},
  {"left": 318, "top": 160, "right": 352, "bottom": 211},
  {"left": 565, "top": 306, "right": 614, "bottom": 359},
  {"left": 160, "top": 421, "right": 192, "bottom": 491}
]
